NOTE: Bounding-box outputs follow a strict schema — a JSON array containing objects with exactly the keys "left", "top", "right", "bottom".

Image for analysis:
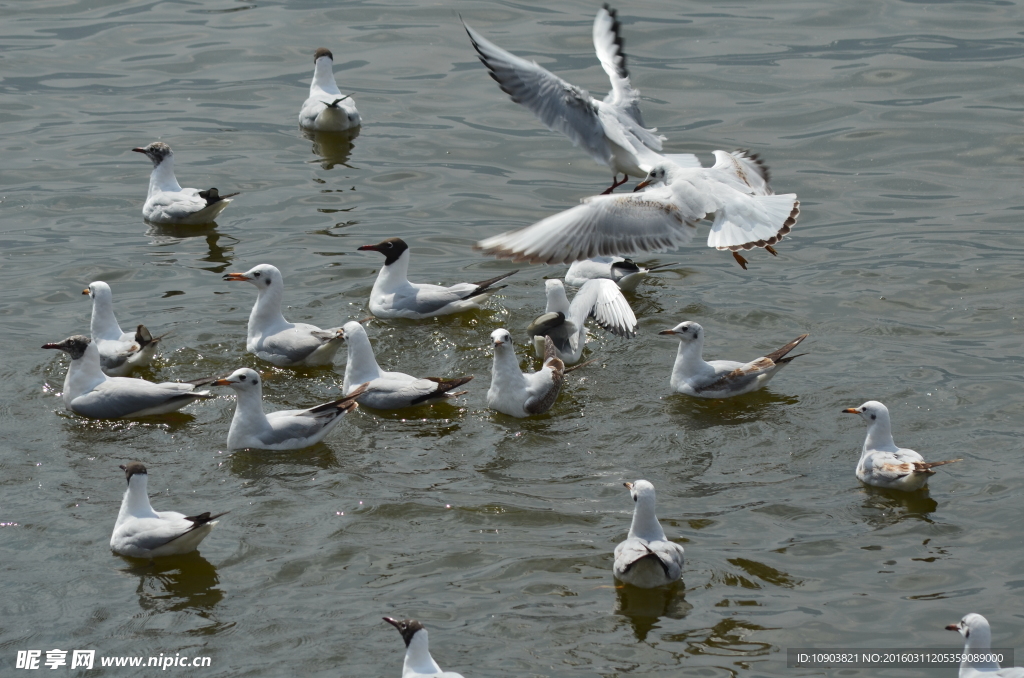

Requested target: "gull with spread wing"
[
  {"left": 341, "top": 321, "right": 473, "bottom": 410},
  {"left": 614, "top": 480, "right": 685, "bottom": 588},
  {"left": 298, "top": 47, "right": 360, "bottom": 132},
  {"left": 660, "top": 321, "right": 807, "bottom": 398},
  {"left": 526, "top": 278, "right": 636, "bottom": 365},
  {"left": 223, "top": 264, "right": 345, "bottom": 367},
  {"left": 42, "top": 336, "right": 213, "bottom": 418},
  {"left": 83, "top": 281, "right": 162, "bottom": 375},
  {"left": 477, "top": 150, "right": 799, "bottom": 269},
  {"left": 132, "top": 142, "right": 237, "bottom": 224},
  {"left": 359, "top": 238, "right": 517, "bottom": 319},
  {"left": 215, "top": 368, "right": 365, "bottom": 450},
  {"left": 111, "top": 462, "right": 225, "bottom": 559},
  {"left": 843, "top": 401, "right": 961, "bottom": 491},
  {"left": 464, "top": 6, "right": 672, "bottom": 194}
]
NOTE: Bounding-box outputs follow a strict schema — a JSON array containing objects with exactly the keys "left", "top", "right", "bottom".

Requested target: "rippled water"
[{"left": 3, "top": 0, "right": 1024, "bottom": 675}]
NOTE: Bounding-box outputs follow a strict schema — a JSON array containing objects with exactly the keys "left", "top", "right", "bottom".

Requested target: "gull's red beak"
[
  {"left": 131, "top": 147, "right": 147, "bottom": 154},
  {"left": 222, "top": 273, "right": 248, "bottom": 282},
  {"left": 633, "top": 179, "right": 651, "bottom": 192}
]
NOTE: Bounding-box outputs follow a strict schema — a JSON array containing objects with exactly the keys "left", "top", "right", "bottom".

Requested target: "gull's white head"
[
  {"left": 222, "top": 264, "right": 282, "bottom": 291},
  {"left": 625, "top": 479, "right": 657, "bottom": 505},
  {"left": 83, "top": 281, "right": 113, "bottom": 302},
  {"left": 634, "top": 164, "right": 672, "bottom": 191},
  {"left": 946, "top": 613, "right": 992, "bottom": 644},
  {"left": 131, "top": 141, "right": 173, "bottom": 168},
  {"left": 543, "top": 279, "right": 570, "bottom": 313},
  {"left": 842, "top": 400, "right": 890, "bottom": 425},
  {"left": 313, "top": 47, "right": 334, "bottom": 65},
  {"left": 658, "top": 321, "right": 703, "bottom": 345},
  {"left": 383, "top": 617, "right": 426, "bottom": 648},
  {"left": 490, "top": 328, "right": 513, "bottom": 348},
  {"left": 214, "top": 367, "right": 263, "bottom": 393},
  {"left": 341, "top": 320, "right": 366, "bottom": 341},
  {"left": 119, "top": 461, "right": 147, "bottom": 486}
]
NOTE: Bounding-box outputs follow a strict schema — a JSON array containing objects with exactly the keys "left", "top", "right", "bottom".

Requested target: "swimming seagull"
[
  {"left": 223, "top": 264, "right": 345, "bottom": 367},
  {"left": 110, "top": 462, "right": 225, "bottom": 559},
  {"left": 564, "top": 256, "right": 673, "bottom": 292},
  {"left": 613, "top": 480, "right": 685, "bottom": 588},
  {"left": 214, "top": 368, "right": 366, "bottom": 450},
  {"left": 340, "top": 321, "right": 473, "bottom": 410},
  {"left": 299, "top": 47, "right": 361, "bottom": 132},
  {"left": 42, "top": 336, "right": 214, "bottom": 418},
  {"left": 660, "top": 321, "right": 807, "bottom": 398},
  {"left": 132, "top": 142, "right": 238, "bottom": 225},
  {"left": 476, "top": 150, "right": 799, "bottom": 269},
  {"left": 358, "top": 238, "right": 518, "bottom": 319},
  {"left": 946, "top": 614, "right": 1024, "bottom": 678},
  {"left": 843, "top": 401, "right": 961, "bottom": 491},
  {"left": 464, "top": 6, "right": 674, "bottom": 194},
  {"left": 83, "top": 281, "right": 162, "bottom": 376},
  {"left": 526, "top": 278, "right": 636, "bottom": 365},
  {"left": 384, "top": 617, "right": 465, "bottom": 678},
  {"left": 487, "top": 330, "right": 567, "bottom": 417}
]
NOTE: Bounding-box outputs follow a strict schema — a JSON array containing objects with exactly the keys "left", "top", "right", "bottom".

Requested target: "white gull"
[
  {"left": 298, "top": 47, "right": 360, "bottom": 132},
  {"left": 359, "top": 238, "right": 517, "bottom": 319},
  {"left": 111, "top": 461, "right": 224, "bottom": 559},
  {"left": 341, "top": 321, "right": 472, "bottom": 410},
  {"left": 383, "top": 617, "right": 466, "bottom": 678},
  {"left": 223, "top": 264, "right": 345, "bottom": 367},
  {"left": 660, "top": 321, "right": 806, "bottom": 398},
  {"left": 132, "top": 142, "right": 237, "bottom": 225},
  {"left": 843, "top": 400, "right": 961, "bottom": 491},
  {"left": 464, "top": 6, "right": 671, "bottom": 194},
  {"left": 526, "top": 278, "right": 636, "bottom": 365},
  {"left": 946, "top": 614, "right": 1024, "bottom": 678},
  {"left": 476, "top": 150, "right": 798, "bottom": 269},
  {"left": 84, "top": 281, "right": 162, "bottom": 376},
  {"left": 42, "top": 336, "right": 212, "bottom": 418},
  {"left": 613, "top": 480, "right": 685, "bottom": 588},
  {"left": 215, "top": 368, "right": 365, "bottom": 451},
  {"left": 487, "top": 329, "right": 565, "bottom": 417}
]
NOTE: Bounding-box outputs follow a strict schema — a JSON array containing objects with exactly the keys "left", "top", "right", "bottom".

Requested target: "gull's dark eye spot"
[
  {"left": 252, "top": 377, "right": 258, "bottom": 384},
  {"left": 239, "top": 374, "right": 246, "bottom": 381},
  {"left": 253, "top": 272, "right": 261, "bottom": 278},
  {"left": 633, "top": 495, "right": 638, "bottom": 502},
  {"left": 870, "top": 414, "right": 876, "bottom": 420},
  {"left": 265, "top": 278, "right": 271, "bottom": 286}
]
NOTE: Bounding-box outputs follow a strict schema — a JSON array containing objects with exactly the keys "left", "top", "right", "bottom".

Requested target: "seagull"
[
  {"left": 464, "top": 6, "right": 670, "bottom": 194},
  {"left": 358, "top": 238, "right": 518, "bottom": 319},
  {"left": 476, "top": 150, "right": 799, "bottom": 269},
  {"left": 564, "top": 256, "right": 673, "bottom": 292},
  {"left": 340, "top": 321, "right": 473, "bottom": 410},
  {"left": 298, "top": 47, "right": 361, "bottom": 132},
  {"left": 525, "top": 278, "right": 636, "bottom": 365},
  {"left": 383, "top": 617, "right": 466, "bottom": 678},
  {"left": 487, "top": 330, "right": 565, "bottom": 417},
  {"left": 42, "top": 336, "right": 213, "bottom": 418},
  {"left": 83, "top": 281, "right": 162, "bottom": 376},
  {"left": 659, "top": 321, "right": 807, "bottom": 398},
  {"left": 132, "top": 142, "right": 238, "bottom": 225},
  {"left": 842, "top": 401, "right": 961, "bottom": 491},
  {"left": 946, "top": 614, "right": 1024, "bottom": 678},
  {"left": 613, "top": 480, "right": 685, "bottom": 588},
  {"left": 223, "top": 264, "right": 345, "bottom": 367},
  {"left": 111, "top": 461, "right": 225, "bottom": 559},
  {"left": 214, "top": 368, "right": 365, "bottom": 450}
]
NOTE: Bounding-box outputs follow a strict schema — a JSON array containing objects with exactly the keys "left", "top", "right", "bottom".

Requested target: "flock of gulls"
[{"left": 40, "top": 7, "right": 1009, "bottom": 678}]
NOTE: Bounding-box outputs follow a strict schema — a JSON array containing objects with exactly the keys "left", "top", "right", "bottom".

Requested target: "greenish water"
[{"left": 2, "top": 0, "right": 1024, "bottom": 676}]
